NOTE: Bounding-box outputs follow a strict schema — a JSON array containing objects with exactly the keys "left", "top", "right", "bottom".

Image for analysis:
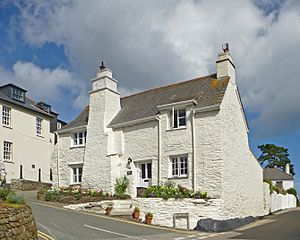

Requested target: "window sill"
[
  {"left": 4, "top": 160, "right": 14, "bottom": 164},
  {"left": 69, "top": 183, "right": 81, "bottom": 186},
  {"left": 36, "top": 134, "right": 44, "bottom": 138},
  {"left": 2, "top": 125, "right": 12, "bottom": 129},
  {"left": 70, "top": 145, "right": 86, "bottom": 149},
  {"left": 166, "top": 126, "right": 187, "bottom": 132},
  {"left": 168, "top": 176, "right": 189, "bottom": 180}
]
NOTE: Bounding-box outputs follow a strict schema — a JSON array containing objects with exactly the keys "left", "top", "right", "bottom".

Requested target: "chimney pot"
[{"left": 222, "top": 43, "right": 229, "bottom": 53}]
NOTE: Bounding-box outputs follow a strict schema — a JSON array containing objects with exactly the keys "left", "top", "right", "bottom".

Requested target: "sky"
[{"left": 0, "top": 0, "right": 299, "bottom": 194}]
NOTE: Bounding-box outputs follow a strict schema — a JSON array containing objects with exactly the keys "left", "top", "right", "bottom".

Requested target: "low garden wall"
[
  {"left": 0, "top": 204, "right": 37, "bottom": 239},
  {"left": 270, "top": 193, "right": 297, "bottom": 213},
  {"left": 11, "top": 179, "right": 52, "bottom": 191},
  {"left": 133, "top": 198, "right": 224, "bottom": 230},
  {"left": 263, "top": 182, "right": 297, "bottom": 214}
]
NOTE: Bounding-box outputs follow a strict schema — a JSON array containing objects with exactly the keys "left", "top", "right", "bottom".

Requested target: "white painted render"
[
  {"left": 0, "top": 101, "right": 54, "bottom": 183},
  {"left": 271, "top": 179, "right": 294, "bottom": 190},
  {"left": 53, "top": 50, "right": 267, "bottom": 220}
]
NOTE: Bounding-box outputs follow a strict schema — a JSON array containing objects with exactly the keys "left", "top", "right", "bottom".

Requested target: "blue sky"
[{"left": 0, "top": 0, "right": 299, "bottom": 194}]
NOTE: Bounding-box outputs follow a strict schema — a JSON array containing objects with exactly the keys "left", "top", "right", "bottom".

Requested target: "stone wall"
[
  {"left": 11, "top": 179, "right": 52, "bottom": 191},
  {"left": 0, "top": 204, "right": 37, "bottom": 239},
  {"left": 133, "top": 198, "right": 223, "bottom": 229}
]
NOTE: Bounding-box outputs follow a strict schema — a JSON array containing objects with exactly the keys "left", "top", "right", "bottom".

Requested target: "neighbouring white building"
[
  {"left": 263, "top": 166, "right": 294, "bottom": 190},
  {"left": 52, "top": 45, "right": 265, "bottom": 219},
  {"left": 0, "top": 83, "right": 65, "bottom": 183}
]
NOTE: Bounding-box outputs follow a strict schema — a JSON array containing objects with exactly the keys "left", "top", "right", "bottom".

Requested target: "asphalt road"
[{"left": 23, "top": 191, "right": 300, "bottom": 240}]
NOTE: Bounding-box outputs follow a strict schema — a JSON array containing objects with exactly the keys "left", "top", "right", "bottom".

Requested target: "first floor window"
[
  {"left": 2, "top": 106, "right": 11, "bottom": 126},
  {"left": 170, "top": 154, "right": 188, "bottom": 177},
  {"left": 3, "top": 141, "right": 12, "bottom": 161},
  {"left": 172, "top": 108, "right": 186, "bottom": 128},
  {"left": 71, "top": 166, "right": 82, "bottom": 184},
  {"left": 73, "top": 131, "right": 87, "bottom": 146},
  {"left": 36, "top": 117, "right": 43, "bottom": 135}
]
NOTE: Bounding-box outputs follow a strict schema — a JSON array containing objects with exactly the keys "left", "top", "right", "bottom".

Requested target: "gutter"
[
  {"left": 156, "top": 116, "right": 161, "bottom": 186},
  {"left": 191, "top": 110, "right": 196, "bottom": 191},
  {"left": 108, "top": 115, "right": 158, "bottom": 129}
]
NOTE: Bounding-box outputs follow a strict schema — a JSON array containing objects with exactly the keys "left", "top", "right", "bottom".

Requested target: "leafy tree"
[{"left": 258, "top": 144, "right": 295, "bottom": 176}]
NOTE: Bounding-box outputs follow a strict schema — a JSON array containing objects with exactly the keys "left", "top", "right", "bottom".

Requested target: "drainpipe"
[
  {"left": 55, "top": 132, "right": 60, "bottom": 187},
  {"left": 191, "top": 110, "right": 196, "bottom": 191},
  {"left": 156, "top": 116, "right": 161, "bottom": 186}
]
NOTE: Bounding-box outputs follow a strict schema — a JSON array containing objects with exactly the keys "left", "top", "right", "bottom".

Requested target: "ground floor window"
[
  {"left": 3, "top": 141, "right": 12, "bottom": 162},
  {"left": 71, "top": 165, "right": 82, "bottom": 184},
  {"left": 170, "top": 154, "right": 188, "bottom": 177}
]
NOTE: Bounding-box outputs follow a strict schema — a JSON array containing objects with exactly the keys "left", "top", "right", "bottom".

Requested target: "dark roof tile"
[{"left": 263, "top": 168, "right": 294, "bottom": 180}]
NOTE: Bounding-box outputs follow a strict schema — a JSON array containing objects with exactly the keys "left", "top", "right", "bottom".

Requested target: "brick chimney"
[{"left": 216, "top": 43, "right": 236, "bottom": 84}]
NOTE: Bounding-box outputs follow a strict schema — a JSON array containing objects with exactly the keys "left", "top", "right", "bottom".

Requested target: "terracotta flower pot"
[
  {"left": 105, "top": 207, "right": 112, "bottom": 215},
  {"left": 145, "top": 216, "right": 153, "bottom": 225},
  {"left": 133, "top": 210, "right": 140, "bottom": 220}
]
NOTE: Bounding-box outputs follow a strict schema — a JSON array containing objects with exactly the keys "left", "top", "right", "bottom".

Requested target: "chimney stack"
[
  {"left": 285, "top": 163, "right": 290, "bottom": 175},
  {"left": 216, "top": 43, "right": 236, "bottom": 84}
]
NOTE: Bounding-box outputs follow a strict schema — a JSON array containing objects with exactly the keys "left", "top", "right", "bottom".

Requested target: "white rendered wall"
[
  {"left": 270, "top": 193, "right": 297, "bottom": 212},
  {"left": 220, "top": 81, "right": 265, "bottom": 219},
  {"left": 271, "top": 180, "right": 294, "bottom": 190},
  {"left": 194, "top": 110, "right": 223, "bottom": 197},
  {"left": 133, "top": 198, "right": 224, "bottom": 229},
  {"left": 0, "top": 101, "right": 54, "bottom": 183},
  {"left": 82, "top": 88, "right": 120, "bottom": 193},
  {"left": 51, "top": 132, "right": 85, "bottom": 187}
]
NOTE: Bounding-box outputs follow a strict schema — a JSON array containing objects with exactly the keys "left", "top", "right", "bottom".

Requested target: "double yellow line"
[{"left": 38, "top": 231, "right": 55, "bottom": 240}]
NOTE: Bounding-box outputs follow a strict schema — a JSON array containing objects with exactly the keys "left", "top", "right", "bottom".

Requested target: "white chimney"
[
  {"left": 285, "top": 163, "right": 290, "bottom": 175},
  {"left": 216, "top": 43, "right": 236, "bottom": 84}
]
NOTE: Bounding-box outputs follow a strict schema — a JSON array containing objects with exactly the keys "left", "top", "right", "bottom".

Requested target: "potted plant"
[
  {"left": 145, "top": 212, "right": 153, "bottom": 225},
  {"left": 105, "top": 203, "right": 113, "bottom": 215},
  {"left": 133, "top": 207, "right": 140, "bottom": 220}
]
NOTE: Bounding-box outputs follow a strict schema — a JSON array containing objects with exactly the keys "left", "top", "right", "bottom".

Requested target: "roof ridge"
[{"left": 121, "top": 73, "right": 217, "bottom": 100}]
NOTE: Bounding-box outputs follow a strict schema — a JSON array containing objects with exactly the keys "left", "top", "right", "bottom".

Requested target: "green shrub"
[
  {"left": 44, "top": 191, "right": 59, "bottom": 201},
  {"left": 6, "top": 193, "right": 26, "bottom": 204},
  {"left": 0, "top": 188, "right": 12, "bottom": 201},
  {"left": 286, "top": 188, "right": 297, "bottom": 197},
  {"left": 114, "top": 176, "right": 129, "bottom": 197}
]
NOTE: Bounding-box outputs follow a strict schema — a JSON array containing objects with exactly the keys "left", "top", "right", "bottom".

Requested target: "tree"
[{"left": 258, "top": 144, "right": 295, "bottom": 176}]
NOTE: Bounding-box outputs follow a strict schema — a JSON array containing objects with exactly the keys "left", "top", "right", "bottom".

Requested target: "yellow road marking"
[
  {"left": 38, "top": 230, "right": 55, "bottom": 240},
  {"left": 31, "top": 201, "right": 197, "bottom": 235}
]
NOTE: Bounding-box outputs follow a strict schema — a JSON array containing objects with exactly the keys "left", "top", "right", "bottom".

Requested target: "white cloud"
[
  {"left": 7, "top": 0, "right": 300, "bottom": 138},
  {"left": 0, "top": 61, "right": 86, "bottom": 109}
]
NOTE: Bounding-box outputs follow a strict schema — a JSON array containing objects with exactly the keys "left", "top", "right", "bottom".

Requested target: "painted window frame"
[
  {"left": 36, "top": 117, "right": 43, "bottom": 135},
  {"left": 72, "top": 131, "right": 87, "bottom": 147},
  {"left": 2, "top": 106, "right": 11, "bottom": 127},
  {"left": 11, "top": 87, "right": 25, "bottom": 102},
  {"left": 70, "top": 165, "right": 83, "bottom": 184},
  {"left": 170, "top": 154, "right": 188, "bottom": 178},
  {"left": 3, "top": 141, "right": 13, "bottom": 162},
  {"left": 172, "top": 108, "right": 186, "bottom": 129}
]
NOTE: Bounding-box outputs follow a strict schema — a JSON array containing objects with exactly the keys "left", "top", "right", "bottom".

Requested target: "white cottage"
[{"left": 52, "top": 46, "right": 264, "bottom": 219}]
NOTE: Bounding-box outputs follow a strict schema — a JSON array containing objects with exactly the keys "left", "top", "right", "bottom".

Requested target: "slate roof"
[
  {"left": 110, "top": 74, "right": 229, "bottom": 126},
  {"left": 58, "top": 106, "right": 89, "bottom": 132},
  {"left": 0, "top": 88, "right": 53, "bottom": 118},
  {"left": 263, "top": 168, "right": 294, "bottom": 181},
  {"left": 60, "top": 73, "right": 230, "bottom": 131}
]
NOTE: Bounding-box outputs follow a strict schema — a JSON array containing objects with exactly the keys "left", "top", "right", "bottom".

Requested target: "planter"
[
  {"left": 105, "top": 207, "right": 112, "bottom": 215},
  {"left": 133, "top": 210, "right": 140, "bottom": 220},
  {"left": 145, "top": 216, "right": 153, "bottom": 225}
]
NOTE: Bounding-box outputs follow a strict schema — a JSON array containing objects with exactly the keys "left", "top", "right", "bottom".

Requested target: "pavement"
[{"left": 20, "top": 191, "right": 300, "bottom": 240}]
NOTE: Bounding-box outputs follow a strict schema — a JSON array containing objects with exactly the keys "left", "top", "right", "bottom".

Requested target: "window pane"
[
  {"left": 79, "top": 167, "right": 82, "bottom": 182},
  {"left": 178, "top": 109, "right": 186, "bottom": 117},
  {"left": 179, "top": 117, "right": 186, "bottom": 126},
  {"left": 141, "top": 164, "right": 146, "bottom": 179},
  {"left": 147, "top": 163, "right": 152, "bottom": 178}
]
